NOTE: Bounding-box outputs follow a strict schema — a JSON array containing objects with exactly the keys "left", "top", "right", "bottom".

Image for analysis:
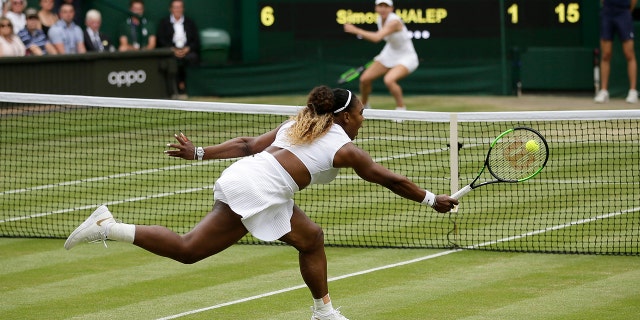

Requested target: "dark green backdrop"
[{"left": 34, "top": 1, "right": 640, "bottom": 97}]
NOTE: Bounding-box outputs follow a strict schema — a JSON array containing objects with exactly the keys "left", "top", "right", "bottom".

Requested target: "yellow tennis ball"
[{"left": 525, "top": 140, "right": 539, "bottom": 152}]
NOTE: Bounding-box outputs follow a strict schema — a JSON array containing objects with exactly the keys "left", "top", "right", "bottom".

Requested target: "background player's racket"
[
  {"left": 337, "top": 60, "right": 373, "bottom": 84},
  {"left": 452, "top": 127, "right": 549, "bottom": 199}
]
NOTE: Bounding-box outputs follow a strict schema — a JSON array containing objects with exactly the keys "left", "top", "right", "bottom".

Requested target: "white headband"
[{"left": 333, "top": 90, "right": 352, "bottom": 113}]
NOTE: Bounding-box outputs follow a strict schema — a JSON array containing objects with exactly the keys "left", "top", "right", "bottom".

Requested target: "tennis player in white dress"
[
  {"left": 64, "top": 86, "right": 457, "bottom": 319},
  {"left": 344, "top": 0, "right": 419, "bottom": 110}
]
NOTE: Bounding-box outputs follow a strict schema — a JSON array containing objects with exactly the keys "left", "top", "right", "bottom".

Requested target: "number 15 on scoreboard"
[{"left": 507, "top": 2, "right": 580, "bottom": 24}]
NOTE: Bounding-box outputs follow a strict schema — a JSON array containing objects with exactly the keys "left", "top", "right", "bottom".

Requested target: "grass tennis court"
[
  {"left": 2, "top": 239, "right": 639, "bottom": 319},
  {"left": 1, "top": 93, "right": 639, "bottom": 319}
]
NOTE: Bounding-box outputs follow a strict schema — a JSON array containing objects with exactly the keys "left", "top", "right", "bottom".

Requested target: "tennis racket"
[
  {"left": 452, "top": 127, "right": 549, "bottom": 200},
  {"left": 337, "top": 60, "right": 373, "bottom": 84}
]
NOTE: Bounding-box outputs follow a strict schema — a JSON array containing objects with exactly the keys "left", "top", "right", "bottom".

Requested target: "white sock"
[
  {"left": 396, "top": 105, "right": 406, "bottom": 110},
  {"left": 106, "top": 223, "right": 135, "bottom": 243},
  {"left": 313, "top": 294, "right": 333, "bottom": 314}
]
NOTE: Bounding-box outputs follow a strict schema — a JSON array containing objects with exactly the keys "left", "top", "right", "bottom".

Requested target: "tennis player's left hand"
[
  {"left": 165, "top": 132, "right": 196, "bottom": 160},
  {"left": 432, "top": 194, "right": 459, "bottom": 213}
]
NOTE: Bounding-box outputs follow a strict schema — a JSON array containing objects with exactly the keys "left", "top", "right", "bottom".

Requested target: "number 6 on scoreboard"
[{"left": 452, "top": 127, "right": 549, "bottom": 200}]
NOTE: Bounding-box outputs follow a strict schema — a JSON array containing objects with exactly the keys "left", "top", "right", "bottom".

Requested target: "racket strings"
[{"left": 488, "top": 132, "right": 547, "bottom": 181}]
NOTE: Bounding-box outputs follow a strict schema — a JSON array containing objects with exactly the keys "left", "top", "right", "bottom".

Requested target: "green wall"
[{"left": 42, "top": 1, "right": 637, "bottom": 97}]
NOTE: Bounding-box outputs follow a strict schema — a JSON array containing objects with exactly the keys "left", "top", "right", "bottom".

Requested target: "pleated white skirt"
[{"left": 214, "top": 151, "right": 299, "bottom": 241}]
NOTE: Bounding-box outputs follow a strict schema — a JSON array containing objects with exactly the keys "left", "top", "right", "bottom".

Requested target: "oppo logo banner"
[{"left": 107, "top": 70, "right": 147, "bottom": 87}]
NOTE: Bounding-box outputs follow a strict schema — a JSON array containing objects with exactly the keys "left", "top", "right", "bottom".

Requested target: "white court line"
[
  {"left": 0, "top": 143, "right": 449, "bottom": 197},
  {"left": 155, "top": 250, "right": 462, "bottom": 320},
  {"left": 0, "top": 185, "right": 214, "bottom": 224},
  {"left": 156, "top": 205, "right": 640, "bottom": 320},
  {"left": 1, "top": 143, "right": 631, "bottom": 223},
  {"left": 0, "top": 147, "right": 449, "bottom": 223},
  {"left": 0, "top": 160, "right": 223, "bottom": 196}
]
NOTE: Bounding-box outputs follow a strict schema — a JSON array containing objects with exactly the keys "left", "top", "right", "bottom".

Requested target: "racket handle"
[{"left": 451, "top": 185, "right": 472, "bottom": 199}]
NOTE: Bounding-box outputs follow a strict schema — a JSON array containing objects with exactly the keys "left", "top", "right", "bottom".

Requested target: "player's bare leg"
[
  {"left": 383, "top": 65, "right": 410, "bottom": 109},
  {"left": 133, "top": 201, "right": 249, "bottom": 264},
  {"left": 595, "top": 40, "right": 613, "bottom": 102},
  {"left": 359, "top": 61, "right": 389, "bottom": 107},
  {"left": 599, "top": 40, "right": 613, "bottom": 91},
  {"left": 280, "top": 205, "right": 347, "bottom": 318},
  {"left": 279, "top": 205, "right": 327, "bottom": 299},
  {"left": 622, "top": 39, "right": 637, "bottom": 90}
]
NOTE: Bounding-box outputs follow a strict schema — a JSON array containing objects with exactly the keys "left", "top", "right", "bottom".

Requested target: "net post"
[
  {"left": 449, "top": 112, "right": 460, "bottom": 247},
  {"left": 449, "top": 113, "right": 459, "bottom": 213}
]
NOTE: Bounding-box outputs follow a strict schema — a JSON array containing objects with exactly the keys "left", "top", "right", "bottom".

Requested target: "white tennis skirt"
[
  {"left": 375, "top": 47, "right": 419, "bottom": 73},
  {"left": 214, "top": 152, "right": 299, "bottom": 241}
]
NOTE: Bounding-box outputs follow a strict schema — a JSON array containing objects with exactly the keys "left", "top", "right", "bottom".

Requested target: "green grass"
[
  {"left": 1, "top": 238, "right": 639, "bottom": 319},
  {"left": 1, "top": 94, "right": 639, "bottom": 319}
]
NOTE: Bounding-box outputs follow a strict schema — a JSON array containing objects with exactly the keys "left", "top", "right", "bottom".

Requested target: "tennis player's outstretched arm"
[
  {"left": 165, "top": 124, "right": 283, "bottom": 160},
  {"left": 343, "top": 19, "right": 401, "bottom": 43},
  {"left": 334, "top": 143, "right": 458, "bottom": 213}
]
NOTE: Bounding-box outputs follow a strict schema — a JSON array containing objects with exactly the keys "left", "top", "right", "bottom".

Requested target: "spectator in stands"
[
  {"left": 18, "top": 7, "right": 57, "bottom": 55},
  {"left": 118, "top": 0, "right": 155, "bottom": 51},
  {"left": 37, "top": 0, "right": 58, "bottom": 34},
  {"left": 54, "top": 0, "right": 81, "bottom": 25},
  {"left": 83, "top": 9, "right": 111, "bottom": 52},
  {"left": 595, "top": 0, "right": 638, "bottom": 103},
  {"left": 0, "top": 16, "right": 26, "bottom": 56},
  {"left": 4, "top": 0, "right": 27, "bottom": 34},
  {"left": 156, "top": 0, "right": 200, "bottom": 97},
  {"left": 47, "top": 3, "right": 84, "bottom": 54}
]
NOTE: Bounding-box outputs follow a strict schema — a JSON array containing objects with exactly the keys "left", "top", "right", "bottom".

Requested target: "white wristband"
[
  {"left": 195, "top": 147, "right": 205, "bottom": 160},
  {"left": 421, "top": 190, "right": 436, "bottom": 207}
]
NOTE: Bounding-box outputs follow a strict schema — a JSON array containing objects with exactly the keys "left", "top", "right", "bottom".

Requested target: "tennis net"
[{"left": 1, "top": 92, "right": 638, "bottom": 255}]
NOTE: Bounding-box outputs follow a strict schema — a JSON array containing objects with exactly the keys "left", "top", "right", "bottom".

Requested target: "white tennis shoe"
[
  {"left": 594, "top": 89, "right": 609, "bottom": 103},
  {"left": 625, "top": 89, "right": 638, "bottom": 103},
  {"left": 310, "top": 307, "right": 349, "bottom": 320},
  {"left": 64, "top": 205, "right": 114, "bottom": 250}
]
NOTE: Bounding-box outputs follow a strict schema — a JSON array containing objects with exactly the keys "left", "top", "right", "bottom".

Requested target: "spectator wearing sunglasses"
[{"left": 0, "top": 16, "right": 26, "bottom": 56}]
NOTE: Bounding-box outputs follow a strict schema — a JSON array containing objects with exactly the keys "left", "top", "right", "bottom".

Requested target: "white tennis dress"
[
  {"left": 214, "top": 121, "right": 352, "bottom": 241},
  {"left": 375, "top": 12, "right": 419, "bottom": 73}
]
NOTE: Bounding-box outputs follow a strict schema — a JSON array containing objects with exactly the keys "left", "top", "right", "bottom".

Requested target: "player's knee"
[
  {"left": 172, "top": 239, "right": 213, "bottom": 264},
  {"left": 359, "top": 76, "right": 372, "bottom": 86},
  {"left": 624, "top": 52, "right": 636, "bottom": 61},
  {"left": 383, "top": 77, "right": 397, "bottom": 88},
  {"left": 176, "top": 255, "right": 199, "bottom": 264},
  {"left": 175, "top": 250, "right": 208, "bottom": 264},
  {"left": 297, "top": 225, "right": 325, "bottom": 252}
]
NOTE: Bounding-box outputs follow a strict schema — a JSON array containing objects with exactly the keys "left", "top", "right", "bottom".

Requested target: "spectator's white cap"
[
  {"left": 376, "top": 0, "right": 393, "bottom": 6},
  {"left": 25, "top": 8, "right": 39, "bottom": 19}
]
